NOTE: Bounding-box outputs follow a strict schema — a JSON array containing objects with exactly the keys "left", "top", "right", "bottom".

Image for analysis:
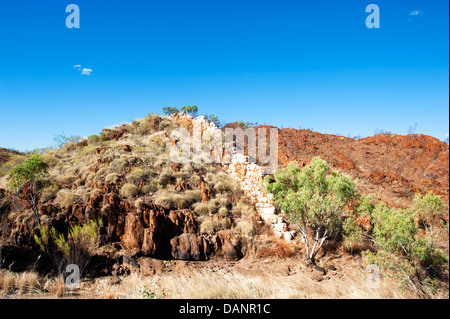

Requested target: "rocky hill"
[
  {"left": 224, "top": 122, "right": 449, "bottom": 208},
  {"left": 0, "top": 114, "right": 448, "bottom": 295},
  {"left": 0, "top": 114, "right": 283, "bottom": 276}
]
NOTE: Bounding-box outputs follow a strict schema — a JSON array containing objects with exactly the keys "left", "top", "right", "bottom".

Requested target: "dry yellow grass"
[
  {"left": 4, "top": 265, "right": 424, "bottom": 299},
  {"left": 87, "top": 266, "right": 421, "bottom": 299},
  {"left": 0, "top": 270, "right": 68, "bottom": 298}
]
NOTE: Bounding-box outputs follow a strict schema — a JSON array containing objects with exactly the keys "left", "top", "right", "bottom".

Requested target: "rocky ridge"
[{"left": 172, "top": 113, "right": 295, "bottom": 241}]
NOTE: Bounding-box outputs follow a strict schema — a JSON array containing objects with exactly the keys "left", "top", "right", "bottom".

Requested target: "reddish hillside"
[
  {"left": 0, "top": 148, "right": 20, "bottom": 166},
  {"left": 223, "top": 123, "right": 449, "bottom": 208}
]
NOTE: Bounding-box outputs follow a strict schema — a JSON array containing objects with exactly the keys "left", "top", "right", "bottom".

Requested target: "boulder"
[{"left": 170, "top": 233, "right": 209, "bottom": 261}]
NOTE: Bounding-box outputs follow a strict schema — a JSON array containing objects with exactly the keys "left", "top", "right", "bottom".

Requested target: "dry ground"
[{"left": 2, "top": 252, "right": 446, "bottom": 299}]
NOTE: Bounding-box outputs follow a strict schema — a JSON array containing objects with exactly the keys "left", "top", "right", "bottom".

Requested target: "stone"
[
  {"left": 313, "top": 265, "right": 326, "bottom": 275},
  {"left": 170, "top": 233, "right": 208, "bottom": 261},
  {"left": 328, "top": 265, "right": 337, "bottom": 271}
]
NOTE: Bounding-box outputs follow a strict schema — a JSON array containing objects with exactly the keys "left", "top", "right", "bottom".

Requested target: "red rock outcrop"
[{"left": 224, "top": 123, "right": 449, "bottom": 208}]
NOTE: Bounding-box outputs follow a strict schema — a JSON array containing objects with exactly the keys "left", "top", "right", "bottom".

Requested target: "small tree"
[
  {"left": 411, "top": 192, "right": 448, "bottom": 245},
  {"left": 162, "top": 106, "right": 180, "bottom": 116},
  {"left": 8, "top": 154, "right": 48, "bottom": 226},
  {"left": 205, "top": 114, "right": 221, "bottom": 127},
  {"left": 265, "top": 157, "right": 357, "bottom": 262},
  {"left": 180, "top": 105, "right": 198, "bottom": 117},
  {"left": 367, "top": 203, "right": 447, "bottom": 292}
]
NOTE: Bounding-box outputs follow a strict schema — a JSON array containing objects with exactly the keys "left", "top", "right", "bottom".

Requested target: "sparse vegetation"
[{"left": 0, "top": 109, "right": 448, "bottom": 300}]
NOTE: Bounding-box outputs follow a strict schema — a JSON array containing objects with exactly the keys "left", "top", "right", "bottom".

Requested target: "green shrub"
[
  {"left": 342, "top": 217, "right": 364, "bottom": 253},
  {"left": 162, "top": 106, "right": 179, "bottom": 116},
  {"left": 265, "top": 157, "right": 357, "bottom": 262},
  {"left": 411, "top": 192, "right": 448, "bottom": 242},
  {"left": 367, "top": 203, "right": 448, "bottom": 290},
  {"left": 34, "top": 219, "right": 103, "bottom": 275},
  {"left": 8, "top": 154, "right": 48, "bottom": 225}
]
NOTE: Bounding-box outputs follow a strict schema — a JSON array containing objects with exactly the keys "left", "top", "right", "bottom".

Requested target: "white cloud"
[
  {"left": 409, "top": 9, "right": 422, "bottom": 16},
  {"left": 81, "top": 68, "right": 93, "bottom": 76},
  {"left": 73, "top": 64, "right": 93, "bottom": 75}
]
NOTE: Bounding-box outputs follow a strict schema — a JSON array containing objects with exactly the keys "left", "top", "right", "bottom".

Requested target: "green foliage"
[
  {"left": 411, "top": 192, "right": 448, "bottom": 235},
  {"left": 265, "top": 157, "right": 357, "bottom": 261},
  {"left": 139, "top": 284, "right": 166, "bottom": 299},
  {"left": 368, "top": 203, "right": 448, "bottom": 288},
  {"left": 342, "top": 217, "right": 364, "bottom": 252},
  {"left": 8, "top": 155, "right": 48, "bottom": 192},
  {"left": 204, "top": 114, "right": 221, "bottom": 127},
  {"left": 180, "top": 105, "right": 198, "bottom": 116},
  {"left": 356, "top": 194, "right": 376, "bottom": 218},
  {"left": 236, "top": 121, "right": 255, "bottom": 129},
  {"left": 34, "top": 219, "right": 103, "bottom": 274},
  {"left": 8, "top": 154, "right": 49, "bottom": 225},
  {"left": 162, "top": 106, "right": 179, "bottom": 116}
]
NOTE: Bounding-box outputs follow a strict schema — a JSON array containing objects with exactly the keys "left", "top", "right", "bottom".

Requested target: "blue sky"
[{"left": 0, "top": 0, "right": 448, "bottom": 151}]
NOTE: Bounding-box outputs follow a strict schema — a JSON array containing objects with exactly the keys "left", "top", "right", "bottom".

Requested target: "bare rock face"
[
  {"left": 170, "top": 233, "right": 210, "bottom": 261},
  {"left": 213, "top": 230, "right": 249, "bottom": 260}
]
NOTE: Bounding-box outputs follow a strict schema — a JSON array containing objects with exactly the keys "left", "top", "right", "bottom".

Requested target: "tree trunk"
[{"left": 31, "top": 181, "right": 41, "bottom": 227}]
